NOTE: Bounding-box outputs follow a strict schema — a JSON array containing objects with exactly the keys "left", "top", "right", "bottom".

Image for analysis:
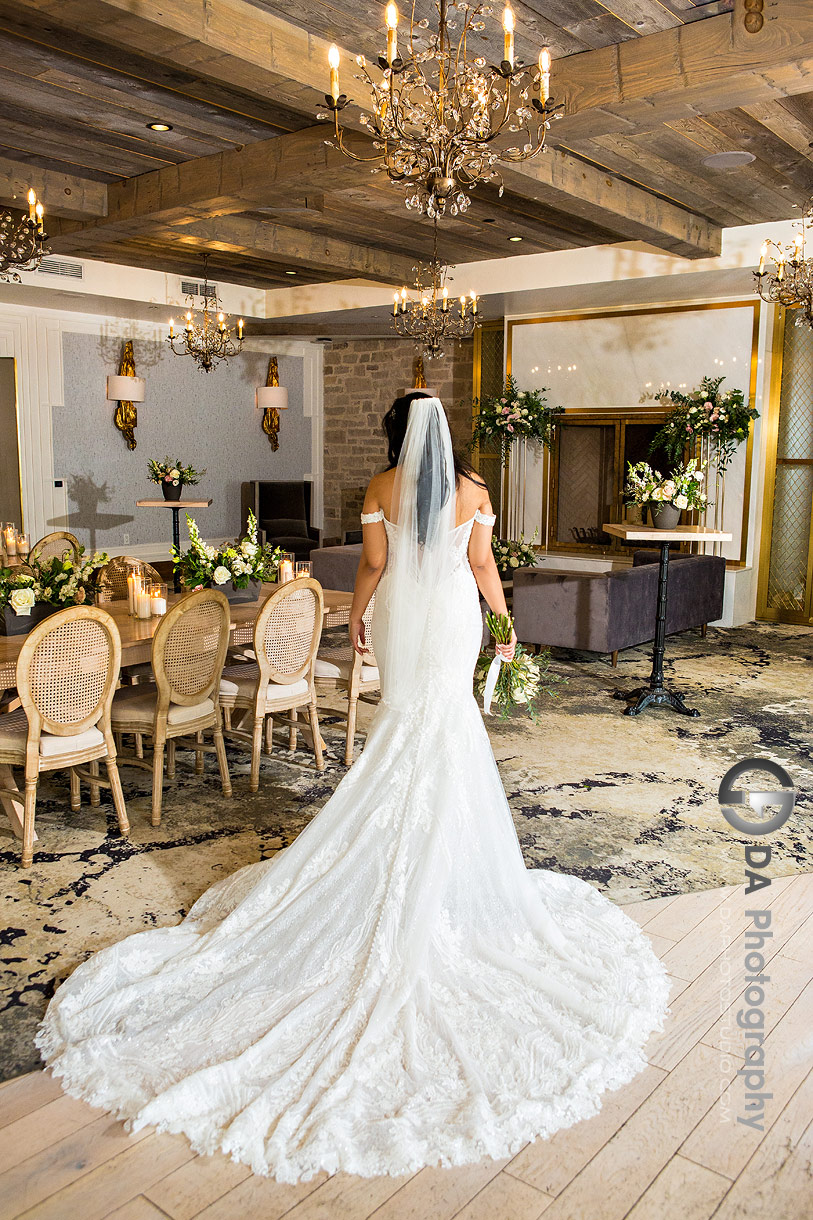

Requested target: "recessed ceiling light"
[
  {"left": 482, "top": 217, "right": 497, "bottom": 224},
  {"left": 508, "top": 235, "right": 523, "bottom": 242},
  {"left": 701, "top": 150, "right": 756, "bottom": 170},
  {"left": 285, "top": 270, "right": 297, "bottom": 275},
  {"left": 147, "top": 122, "right": 173, "bottom": 132}
]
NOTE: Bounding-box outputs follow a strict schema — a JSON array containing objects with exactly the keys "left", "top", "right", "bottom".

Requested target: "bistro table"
[
  {"left": 136, "top": 498, "right": 212, "bottom": 592},
  {"left": 0, "top": 583, "right": 353, "bottom": 692},
  {"left": 602, "top": 523, "right": 732, "bottom": 718}
]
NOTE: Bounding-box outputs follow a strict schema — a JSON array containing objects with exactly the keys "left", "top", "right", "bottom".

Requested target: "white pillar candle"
[
  {"left": 151, "top": 594, "right": 167, "bottom": 616},
  {"left": 278, "top": 559, "right": 294, "bottom": 584},
  {"left": 4, "top": 528, "right": 16, "bottom": 557}
]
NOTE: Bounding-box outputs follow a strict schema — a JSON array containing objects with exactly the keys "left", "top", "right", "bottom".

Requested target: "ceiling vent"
[
  {"left": 35, "top": 257, "right": 84, "bottom": 279},
  {"left": 180, "top": 278, "right": 217, "bottom": 297}
]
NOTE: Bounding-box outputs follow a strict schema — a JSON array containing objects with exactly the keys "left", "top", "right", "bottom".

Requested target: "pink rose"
[
  {"left": 507, "top": 424, "right": 514, "bottom": 432},
  {"left": 502, "top": 406, "right": 510, "bottom": 414},
  {"left": 704, "top": 401, "right": 713, "bottom": 410}
]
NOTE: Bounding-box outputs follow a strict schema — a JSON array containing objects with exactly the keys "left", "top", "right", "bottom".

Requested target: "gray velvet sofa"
[
  {"left": 512, "top": 551, "right": 726, "bottom": 665},
  {"left": 310, "top": 544, "right": 362, "bottom": 592}
]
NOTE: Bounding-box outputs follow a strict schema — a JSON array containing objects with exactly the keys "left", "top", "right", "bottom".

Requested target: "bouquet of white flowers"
[
  {"left": 171, "top": 510, "right": 282, "bottom": 593},
  {"left": 491, "top": 532, "right": 538, "bottom": 578},
  {"left": 473, "top": 611, "right": 562, "bottom": 721},
  {"left": 624, "top": 458, "right": 709, "bottom": 512}
]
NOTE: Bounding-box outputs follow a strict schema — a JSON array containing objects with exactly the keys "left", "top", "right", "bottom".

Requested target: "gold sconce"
[
  {"left": 106, "top": 340, "right": 145, "bottom": 450},
  {"left": 409, "top": 353, "right": 436, "bottom": 395},
  {"left": 256, "top": 355, "right": 288, "bottom": 450}
]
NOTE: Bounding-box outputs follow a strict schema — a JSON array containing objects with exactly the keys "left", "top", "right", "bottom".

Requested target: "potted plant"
[
  {"left": 624, "top": 459, "right": 709, "bottom": 530},
  {"left": 171, "top": 510, "right": 282, "bottom": 602},
  {"left": 147, "top": 457, "right": 205, "bottom": 502},
  {"left": 0, "top": 548, "right": 108, "bottom": 636}
]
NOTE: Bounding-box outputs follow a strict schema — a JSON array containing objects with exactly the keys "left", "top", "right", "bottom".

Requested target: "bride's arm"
[
  {"left": 348, "top": 482, "right": 388, "bottom": 655},
  {"left": 468, "top": 503, "right": 517, "bottom": 660}
]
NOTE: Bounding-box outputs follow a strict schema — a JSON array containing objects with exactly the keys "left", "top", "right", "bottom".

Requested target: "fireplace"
[{"left": 547, "top": 410, "right": 674, "bottom": 554}]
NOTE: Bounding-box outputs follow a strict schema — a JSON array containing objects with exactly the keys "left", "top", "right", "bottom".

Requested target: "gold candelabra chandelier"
[
  {"left": 392, "top": 219, "right": 479, "bottom": 357},
  {"left": 320, "top": 0, "right": 560, "bottom": 218},
  {"left": 0, "top": 189, "right": 47, "bottom": 282},
  {"left": 755, "top": 202, "right": 813, "bottom": 329},
  {"left": 167, "top": 255, "right": 244, "bottom": 373}
]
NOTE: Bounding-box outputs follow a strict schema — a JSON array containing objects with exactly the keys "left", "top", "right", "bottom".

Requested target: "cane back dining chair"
[
  {"left": 28, "top": 531, "right": 81, "bottom": 566},
  {"left": 110, "top": 588, "right": 232, "bottom": 826},
  {"left": 314, "top": 594, "right": 379, "bottom": 765},
  {"left": 0, "top": 606, "right": 129, "bottom": 867},
  {"left": 219, "top": 577, "right": 325, "bottom": 789}
]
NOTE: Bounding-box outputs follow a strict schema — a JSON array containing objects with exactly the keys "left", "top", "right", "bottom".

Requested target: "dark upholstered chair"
[
  {"left": 512, "top": 551, "right": 726, "bottom": 666},
  {"left": 241, "top": 481, "right": 320, "bottom": 561}
]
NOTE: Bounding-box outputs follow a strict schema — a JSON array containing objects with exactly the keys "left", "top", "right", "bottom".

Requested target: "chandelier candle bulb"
[
  {"left": 35, "top": 203, "right": 44, "bottom": 233},
  {"left": 442, "top": 286, "right": 448, "bottom": 312},
  {"left": 27, "top": 189, "right": 36, "bottom": 220},
  {"left": 169, "top": 318, "right": 174, "bottom": 339},
  {"left": 386, "top": 3, "right": 398, "bottom": 65},
  {"left": 503, "top": 7, "right": 514, "bottom": 67},
  {"left": 539, "top": 46, "right": 551, "bottom": 103},
  {"left": 328, "top": 44, "right": 340, "bottom": 101},
  {"left": 758, "top": 241, "right": 767, "bottom": 275},
  {"left": 238, "top": 318, "right": 244, "bottom": 339}
]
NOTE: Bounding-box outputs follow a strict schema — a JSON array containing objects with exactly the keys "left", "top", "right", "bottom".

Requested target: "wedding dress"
[{"left": 38, "top": 398, "right": 670, "bottom": 1184}]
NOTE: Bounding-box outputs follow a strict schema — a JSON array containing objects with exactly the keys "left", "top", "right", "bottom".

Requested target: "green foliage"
[
  {"left": 650, "top": 375, "right": 758, "bottom": 473},
  {"left": 171, "top": 510, "right": 283, "bottom": 591},
  {"left": 0, "top": 548, "right": 108, "bottom": 614},
  {"left": 474, "top": 611, "right": 564, "bottom": 721},
  {"left": 492, "top": 532, "right": 538, "bottom": 578},
  {"left": 472, "top": 376, "right": 563, "bottom": 455},
  {"left": 147, "top": 457, "right": 205, "bottom": 487},
  {"left": 624, "top": 458, "right": 709, "bottom": 511}
]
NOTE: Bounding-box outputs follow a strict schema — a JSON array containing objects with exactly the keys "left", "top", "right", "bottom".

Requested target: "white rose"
[
  {"left": 240, "top": 541, "right": 257, "bottom": 558},
  {"left": 205, "top": 545, "right": 217, "bottom": 560},
  {"left": 650, "top": 487, "right": 664, "bottom": 502},
  {"left": 212, "top": 565, "right": 231, "bottom": 585},
  {"left": 9, "top": 586, "right": 35, "bottom": 616},
  {"left": 674, "top": 494, "right": 688, "bottom": 509},
  {"left": 695, "top": 470, "right": 704, "bottom": 482},
  {"left": 510, "top": 557, "right": 520, "bottom": 567},
  {"left": 661, "top": 481, "right": 676, "bottom": 500},
  {"left": 170, "top": 468, "right": 180, "bottom": 479}
]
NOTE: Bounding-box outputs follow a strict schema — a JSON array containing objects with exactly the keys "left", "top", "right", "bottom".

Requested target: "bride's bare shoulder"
[
  {"left": 363, "top": 467, "right": 396, "bottom": 513},
  {"left": 457, "top": 470, "right": 490, "bottom": 515}
]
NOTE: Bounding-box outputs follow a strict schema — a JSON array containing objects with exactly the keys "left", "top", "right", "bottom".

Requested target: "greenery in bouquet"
[
  {"left": 625, "top": 458, "right": 708, "bottom": 512},
  {"left": 492, "top": 531, "right": 539, "bottom": 579},
  {"left": 472, "top": 376, "right": 563, "bottom": 456},
  {"left": 651, "top": 375, "right": 758, "bottom": 473},
  {"left": 172, "top": 510, "right": 282, "bottom": 591},
  {"left": 147, "top": 457, "right": 205, "bottom": 489},
  {"left": 0, "top": 548, "right": 108, "bottom": 616},
  {"left": 473, "top": 611, "right": 563, "bottom": 722}
]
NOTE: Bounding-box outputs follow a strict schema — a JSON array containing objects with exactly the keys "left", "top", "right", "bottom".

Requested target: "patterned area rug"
[{"left": 1, "top": 621, "right": 810, "bottom": 1080}]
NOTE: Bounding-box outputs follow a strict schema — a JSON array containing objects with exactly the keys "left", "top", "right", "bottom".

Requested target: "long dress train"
[{"left": 37, "top": 510, "right": 670, "bottom": 1184}]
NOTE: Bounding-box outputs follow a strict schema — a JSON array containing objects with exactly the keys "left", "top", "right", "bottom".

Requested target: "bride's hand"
[
  {"left": 495, "top": 629, "right": 517, "bottom": 663},
  {"left": 350, "top": 618, "right": 367, "bottom": 656}
]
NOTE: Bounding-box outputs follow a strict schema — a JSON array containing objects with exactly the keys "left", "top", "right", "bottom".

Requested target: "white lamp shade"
[
  {"left": 107, "top": 374, "right": 146, "bottom": 402},
  {"left": 256, "top": 385, "right": 289, "bottom": 410}
]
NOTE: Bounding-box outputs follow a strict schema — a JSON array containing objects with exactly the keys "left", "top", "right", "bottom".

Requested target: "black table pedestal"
[
  {"left": 170, "top": 506, "right": 182, "bottom": 593},
  {"left": 613, "top": 540, "right": 700, "bottom": 718}
]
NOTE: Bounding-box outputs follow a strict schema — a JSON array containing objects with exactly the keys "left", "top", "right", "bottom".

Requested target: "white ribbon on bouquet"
[{"left": 483, "top": 652, "right": 509, "bottom": 715}]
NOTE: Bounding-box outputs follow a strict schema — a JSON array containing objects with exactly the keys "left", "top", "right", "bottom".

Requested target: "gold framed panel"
[{"left": 506, "top": 300, "right": 761, "bottom": 567}]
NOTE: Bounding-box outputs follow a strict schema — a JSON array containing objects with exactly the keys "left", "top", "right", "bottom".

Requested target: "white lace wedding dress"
[{"left": 38, "top": 498, "right": 670, "bottom": 1186}]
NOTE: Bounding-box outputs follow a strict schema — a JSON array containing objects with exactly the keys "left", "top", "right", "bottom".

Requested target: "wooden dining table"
[{"left": 0, "top": 584, "right": 354, "bottom": 691}]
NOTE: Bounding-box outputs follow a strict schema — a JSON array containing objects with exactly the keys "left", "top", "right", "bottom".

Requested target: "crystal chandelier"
[
  {"left": 167, "top": 256, "right": 244, "bottom": 372},
  {"left": 0, "top": 190, "right": 47, "bottom": 281},
  {"left": 392, "top": 219, "right": 479, "bottom": 357},
  {"left": 320, "top": 0, "right": 561, "bottom": 218},
  {"left": 754, "top": 202, "right": 813, "bottom": 329}
]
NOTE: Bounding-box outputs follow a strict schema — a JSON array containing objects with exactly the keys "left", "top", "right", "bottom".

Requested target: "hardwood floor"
[{"left": 2, "top": 874, "right": 811, "bottom": 1220}]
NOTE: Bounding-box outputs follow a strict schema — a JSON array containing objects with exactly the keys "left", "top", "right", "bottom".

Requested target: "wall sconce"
[
  {"left": 409, "top": 353, "right": 437, "bottom": 396},
  {"left": 257, "top": 355, "right": 288, "bottom": 451},
  {"left": 106, "top": 340, "right": 145, "bottom": 450}
]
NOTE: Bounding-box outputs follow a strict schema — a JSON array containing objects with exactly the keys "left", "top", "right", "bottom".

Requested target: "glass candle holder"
[
  {"left": 127, "top": 561, "right": 145, "bottom": 616},
  {"left": 295, "top": 560, "right": 312, "bottom": 579},
  {"left": 278, "top": 552, "right": 295, "bottom": 584},
  {"left": 150, "top": 582, "right": 168, "bottom": 616},
  {"left": 3, "top": 524, "right": 17, "bottom": 557},
  {"left": 135, "top": 578, "right": 153, "bottom": 620},
  {"left": 15, "top": 532, "right": 29, "bottom": 558}
]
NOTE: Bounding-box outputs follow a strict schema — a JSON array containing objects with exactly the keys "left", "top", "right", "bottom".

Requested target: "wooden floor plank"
[
  {"left": 103, "top": 1197, "right": 173, "bottom": 1220},
  {"left": 681, "top": 978, "right": 813, "bottom": 1180},
  {"left": 17, "top": 1132, "right": 195, "bottom": 1220},
  {"left": 0, "top": 1072, "right": 66, "bottom": 1131},
  {"left": 278, "top": 1169, "right": 410, "bottom": 1220},
  {"left": 367, "top": 1158, "right": 507, "bottom": 1220},
  {"left": 701, "top": 949, "right": 811, "bottom": 1053},
  {"left": 192, "top": 1171, "right": 328, "bottom": 1219},
  {"left": 712, "top": 1068, "right": 813, "bottom": 1220},
  {"left": 451, "top": 1170, "right": 552, "bottom": 1219},
  {"left": 0, "top": 1115, "right": 152, "bottom": 1220},
  {"left": 143, "top": 1152, "right": 251, "bottom": 1220},
  {"left": 623, "top": 1154, "right": 730, "bottom": 1220},
  {"left": 0, "top": 1092, "right": 102, "bottom": 1176},
  {"left": 506, "top": 1064, "right": 666, "bottom": 1198},
  {"left": 644, "top": 886, "right": 735, "bottom": 943},
  {"left": 530, "top": 1043, "right": 739, "bottom": 1220}
]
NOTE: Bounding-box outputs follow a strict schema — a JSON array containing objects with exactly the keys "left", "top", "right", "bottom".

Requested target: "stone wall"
[{"left": 321, "top": 337, "right": 474, "bottom": 543}]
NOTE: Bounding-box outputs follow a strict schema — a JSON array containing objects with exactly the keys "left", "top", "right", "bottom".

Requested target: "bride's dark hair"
[{"left": 383, "top": 391, "right": 484, "bottom": 488}]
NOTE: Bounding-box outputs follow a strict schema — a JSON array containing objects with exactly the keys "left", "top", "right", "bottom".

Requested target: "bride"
[{"left": 38, "top": 393, "right": 670, "bottom": 1183}]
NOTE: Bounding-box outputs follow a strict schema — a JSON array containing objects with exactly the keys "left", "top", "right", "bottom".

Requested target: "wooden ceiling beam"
[
  {"left": 0, "top": 154, "right": 107, "bottom": 218},
  {"left": 160, "top": 216, "right": 422, "bottom": 285},
  {"left": 553, "top": 3, "right": 813, "bottom": 143}
]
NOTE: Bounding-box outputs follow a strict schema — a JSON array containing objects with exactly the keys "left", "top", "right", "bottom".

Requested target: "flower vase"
[
  {"left": 649, "top": 502, "right": 681, "bottom": 530},
  {"left": 162, "top": 482, "right": 183, "bottom": 502},
  {"left": 223, "top": 578, "right": 261, "bottom": 604},
  {"left": 0, "top": 603, "right": 59, "bottom": 637}
]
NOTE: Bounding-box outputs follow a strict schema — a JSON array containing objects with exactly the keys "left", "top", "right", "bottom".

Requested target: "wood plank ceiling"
[{"left": 0, "top": 0, "right": 811, "bottom": 290}]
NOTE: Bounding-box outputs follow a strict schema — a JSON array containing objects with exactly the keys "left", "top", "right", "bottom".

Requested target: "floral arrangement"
[
  {"left": 472, "top": 376, "right": 563, "bottom": 454},
  {"left": 473, "top": 611, "right": 562, "bottom": 721},
  {"left": 492, "top": 532, "right": 538, "bottom": 578},
  {"left": 625, "top": 458, "right": 709, "bottom": 512},
  {"left": 651, "top": 375, "right": 758, "bottom": 473},
  {"left": 147, "top": 457, "right": 204, "bottom": 489},
  {"left": 0, "top": 548, "right": 108, "bottom": 616},
  {"left": 171, "top": 510, "right": 282, "bottom": 591}
]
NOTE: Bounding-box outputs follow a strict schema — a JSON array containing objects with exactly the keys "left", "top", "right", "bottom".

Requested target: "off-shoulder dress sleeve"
[
  {"left": 360, "top": 509, "right": 385, "bottom": 524},
  {"left": 473, "top": 509, "right": 496, "bottom": 526}
]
